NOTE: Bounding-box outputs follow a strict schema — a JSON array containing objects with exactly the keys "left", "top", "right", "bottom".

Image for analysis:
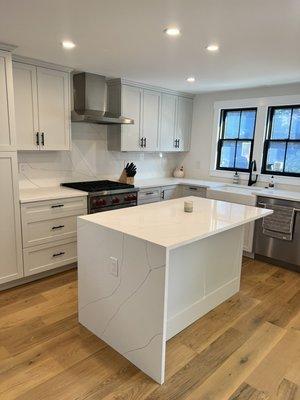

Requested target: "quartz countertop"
[
  {"left": 135, "top": 177, "right": 225, "bottom": 189},
  {"left": 19, "top": 187, "right": 88, "bottom": 203},
  {"left": 79, "top": 196, "right": 272, "bottom": 249}
]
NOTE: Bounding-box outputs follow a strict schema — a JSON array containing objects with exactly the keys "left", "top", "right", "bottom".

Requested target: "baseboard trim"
[{"left": 0, "top": 263, "right": 77, "bottom": 291}]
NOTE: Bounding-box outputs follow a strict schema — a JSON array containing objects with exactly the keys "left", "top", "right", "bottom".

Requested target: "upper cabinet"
[
  {"left": 175, "top": 96, "right": 193, "bottom": 151},
  {"left": 107, "top": 80, "right": 193, "bottom": 152},
  {"left": 160, "top": 94, "right": 177, "bottom": 151},
  {"left": 13, "top": 61, "right": 71, "bottom": 151},
  {"left": 142, "top": 90, "right": 160, "bottom": 151},
  {"left": 0, "top": 51, "right": 16, "bottom": 151}
]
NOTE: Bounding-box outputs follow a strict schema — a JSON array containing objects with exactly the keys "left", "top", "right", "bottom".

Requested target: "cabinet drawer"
[
  {"left": 138, "top": 187, "right": 161, "bottom": 204},
  {"left": 181, "top": 186, "right": 207, "bottom": 198},
  {"left": 22, "top": 210, "right": 86, "bottom": 248},
  {"left": 21, "top": 196, "right": 87, "bottom": 222},
  {"left": 23, "top": 239, "right": 77, "bottom": 276}
]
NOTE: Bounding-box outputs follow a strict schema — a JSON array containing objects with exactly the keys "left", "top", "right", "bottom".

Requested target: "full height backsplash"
[{"left": 18, "top": 123, "right": 184, "bottom": 189}]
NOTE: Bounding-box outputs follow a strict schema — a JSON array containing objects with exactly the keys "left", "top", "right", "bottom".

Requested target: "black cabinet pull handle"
[
  {"left": 41, "top": 132, "right": 45, "bottom": 146},
  {"left": 144, "top": 137, "right": 147, "bottom": 148},
  {"left": 52, "top": 225, "right": 65, "bottom": 230},
  {"left": 189, "top": 187, "right": 197, "bottom": 191},
  {"left": 177, "top": 139, "right": 180, "bottom": 148},
  {"left": 36, "top": 132, "right": 39, "bottom": 146},
  {"left": 51, "top": 204, "right": 64, "bottom": 208},
  {"left": 140, "top": 137, "right": 144, "bottom": 148},
  {"left": 52, "top": 252, "right": 65, "bottom": 257},
  {"left": 145, "top": 192, "right": 154, "bottom": 195}
]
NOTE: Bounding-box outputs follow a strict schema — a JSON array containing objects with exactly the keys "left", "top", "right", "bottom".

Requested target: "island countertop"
[{"left": 78, "top": 196, "right": 272, "bottom": 249}]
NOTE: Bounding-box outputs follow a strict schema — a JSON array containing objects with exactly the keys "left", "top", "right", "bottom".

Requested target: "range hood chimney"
[{"left": 71, "top": 72, "right": 134, "bottom": 125}]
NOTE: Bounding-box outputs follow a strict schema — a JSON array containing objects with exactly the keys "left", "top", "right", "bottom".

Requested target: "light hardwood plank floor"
[{"left": 0, "top": 258, "right": 299, "bottom": 400}]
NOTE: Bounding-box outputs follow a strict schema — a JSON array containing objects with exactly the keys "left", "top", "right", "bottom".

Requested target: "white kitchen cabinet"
[
  {"left": 121, "top": 85, "right": 142, "bottom": 151},
  {"left": 175, "top": 97, "right": 193, "bottom": 151},
  {"left": 161, "top": 185, "right": 181, "bottom": 200},
  {"left": 13, "top": 61, "right": 70, "bottom": 150},
  {"left": 21, "top": 196, "right": 87, "bottom": 277},
  {"left": 107, "top": 80, "right": 193, "bottom": 152},
  {"left": 159, "top": 94, "right": 177, "bottom": 151},
  {"left": 138, "top": 187, "right": 162, "bottom": 204},
  {"left": 0, "top": 51, "right": 16, "bottom": 151},
  {"left": 0, "top": 152, "right": 23, "bottom": 284},
  {"left": 181, "top": 185, "right": 207, "bottom": 198},
  {"left": 142, "top": 90, "right": 160, "bottom": 151},
  {"left": 23, "top": 238, "right": 77, "bottom": 276},
  {"left": 13, "top": 62, "right": 39, "bottom": 150}
]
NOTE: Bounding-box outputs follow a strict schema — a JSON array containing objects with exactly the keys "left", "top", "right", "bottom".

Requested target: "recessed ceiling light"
[
  {"left": 186, "top": 77, "right": 195, "bottom": 83},
  {"left": 164, "top": 27, "right": 181, "bottom": 36},
  {"left": 62, "top": 40, "right": 76, "bottom": 49},
  {"left": 206, "top": 44, "right": 219, "bottom": 52}
]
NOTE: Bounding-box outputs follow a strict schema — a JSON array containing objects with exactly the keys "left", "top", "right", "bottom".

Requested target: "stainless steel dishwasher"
[{"left": 254, "top": 196, "right": 300, "bottom": 272}]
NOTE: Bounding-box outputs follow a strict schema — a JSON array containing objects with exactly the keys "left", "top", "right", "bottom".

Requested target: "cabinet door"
[
  {"left": 176, "top": 96, "right": 193, "bottom": 151},
  {"left": 159, "top": 93, "right": 177, "bottom": 151},
  {"left": 121, "top": 85, "right": 142, "bottom": 151},
  {"left": 37, "top": 67, "right": 70, "bottom": 150},
  {"left": 13, "top": 62, "right": 39, "bottom": 150},
  {"left": 142, "top": 90, "right": 160, "bottom": 151},
  {"left": 0, "top": 152, "right": 23, "bottom": 284},
  {"left": 161, "top": 185, "right": 180, "bottom": 200},
  {"left": 0, "top": 51, "right": 16, "bottom": 150}
]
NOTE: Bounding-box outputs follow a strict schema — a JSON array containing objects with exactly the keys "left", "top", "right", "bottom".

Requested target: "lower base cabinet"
[
  {"left": 20, "top": 196, "right": 87, "bottom": 278},
  {"left": 0, "top": 152, "right": 23, "bottom": 284},
  {"left": 23, "top": 238, "right": 77, "bottom": 276}
]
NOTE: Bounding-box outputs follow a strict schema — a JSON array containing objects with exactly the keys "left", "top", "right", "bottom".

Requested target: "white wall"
[
  {"left": 18, "top": 123, "right": 184, "bottom": 188},
  {"left": 184, "top": 82, "right": 300, "bottom": 191}
]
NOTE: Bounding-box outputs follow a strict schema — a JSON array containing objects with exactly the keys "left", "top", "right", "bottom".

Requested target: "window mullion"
[
  {"left": 288, "top": 108, "right": 294, "bottom": 139},
  {"left": 282, "top": 141, "right": 288, "bottom": 173}
]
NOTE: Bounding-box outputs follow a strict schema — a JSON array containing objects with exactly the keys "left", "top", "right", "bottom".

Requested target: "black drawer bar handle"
[
  {"left": 52, "top": 225, "right": 65, "bottom": 230},
  {"left": 52, "top": 252, "right": 65, "bottom": 258},
  {"left": 189, "top": 187, "right": 198, "bottom": 190},
  {"left": 145, "top": 192, "right": 154, "bottom": 195},
  {"left": 51, "top": 204, "right": 64, "bottom": 208}
]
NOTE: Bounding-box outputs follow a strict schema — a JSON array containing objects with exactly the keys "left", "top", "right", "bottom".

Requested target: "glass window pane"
[
  {"left": 239, "top": 110, "right": 256, "bottom": 139},
  {"left": 271, "top": 108, "right": 291, "bottom": 139},
  {"left": 285, "top": 142, "right": 300, "bottom": 173},
  {"left": 235, "top": 141, "right": 251, "bottom": 169},
  {"left": 219, "top": 141, "right": 236, "bottom": 168},
  {"left": 290, "top": 108, "right": 300, "bottom": 139},
  {"left": 223, "top": 111, "right": 240, "bottom": 139},
  {"left": 265, "top": 142, "right": 286, "bottom": 172}
]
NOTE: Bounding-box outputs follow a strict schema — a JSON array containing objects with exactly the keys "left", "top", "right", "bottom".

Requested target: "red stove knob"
[{"left": 112, "top": 197, "right": 120, "bottom": 204}]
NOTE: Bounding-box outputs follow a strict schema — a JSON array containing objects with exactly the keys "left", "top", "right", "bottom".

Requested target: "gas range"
[{"left": 61, "top": 180, "right": 139, "bottom": 214}]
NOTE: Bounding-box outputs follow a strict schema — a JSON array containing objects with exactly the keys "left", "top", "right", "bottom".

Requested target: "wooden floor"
[{"left": 0, "top": 258, "right": 299, "bottom": 400}]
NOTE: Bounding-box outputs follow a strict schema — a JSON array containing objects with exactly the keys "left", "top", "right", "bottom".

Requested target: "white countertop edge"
[{"left": 19, "top": 187, "right": 89, "bottom": 203}]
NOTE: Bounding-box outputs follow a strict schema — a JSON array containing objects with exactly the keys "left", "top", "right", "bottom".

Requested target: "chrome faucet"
[{"left": 248, "top": 160, "right": 258, "bottom": 186}]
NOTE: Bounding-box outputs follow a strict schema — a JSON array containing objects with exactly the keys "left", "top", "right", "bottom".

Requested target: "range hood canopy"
[{"left": 71, "top": 72, "right": 134, "bottom": 125}]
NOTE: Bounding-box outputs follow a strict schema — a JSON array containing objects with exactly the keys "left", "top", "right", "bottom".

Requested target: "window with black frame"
[
  {"left": 216, "top": 108, "right": 257, "bottom": 172},
  {"left": 262, "top": 106, "right": 300, "bottom": 177}
]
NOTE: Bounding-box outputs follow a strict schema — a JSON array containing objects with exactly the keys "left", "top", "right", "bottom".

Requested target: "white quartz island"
[{"left": 77, "top": 197, "right": 272, "bottom": 384}]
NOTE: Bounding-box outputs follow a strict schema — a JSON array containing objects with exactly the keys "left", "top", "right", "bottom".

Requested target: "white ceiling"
[{"left": 0, "top": 0, "right": 300, "bottom": 93}]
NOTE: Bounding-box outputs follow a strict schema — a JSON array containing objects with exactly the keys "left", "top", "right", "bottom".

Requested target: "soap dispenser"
[
  {"left": 233, "top": 171, "right": 240, "bottom": 184},
  {"left": 268, "top": 175, "right": 275, "bottom": 189}
]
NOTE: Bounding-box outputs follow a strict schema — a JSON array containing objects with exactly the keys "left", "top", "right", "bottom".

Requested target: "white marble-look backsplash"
[{"left": 18, "top": 123, "right": 185, "bottom": 189}]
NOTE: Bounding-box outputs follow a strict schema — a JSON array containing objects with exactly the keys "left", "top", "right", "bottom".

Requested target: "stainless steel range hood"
[{"left": 71, "top": 72, "right": 134, "bottom": 125}]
